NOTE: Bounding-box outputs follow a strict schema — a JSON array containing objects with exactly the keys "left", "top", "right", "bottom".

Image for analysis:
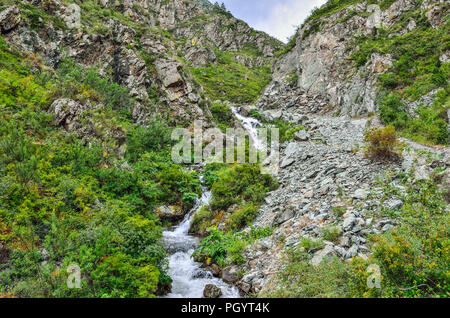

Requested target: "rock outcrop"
[
  {"left": 1, "top": 0, "right": 281, "bottom": 126},
  {"left": 259, "top": 0, "right": 448, "bottom": 117}
]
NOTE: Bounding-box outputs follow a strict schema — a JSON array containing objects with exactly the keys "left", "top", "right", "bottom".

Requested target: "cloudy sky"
[{"left": 218, "top": 0, "right": 327, "bottom": 42}]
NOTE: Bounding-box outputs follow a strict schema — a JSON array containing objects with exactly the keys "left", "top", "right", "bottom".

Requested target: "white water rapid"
[
  {"left": 163, "top": 107, "right": 266, "bottom": 298},
  {"left": 230, "top": 106, "right": 264, "bottom": 151},
  {"left": 162, "top": 186, "right": 240, "bottom": 298}
]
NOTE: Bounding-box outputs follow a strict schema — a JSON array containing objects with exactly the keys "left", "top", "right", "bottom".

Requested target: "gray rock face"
[
  {"left": 49, "top": 99, "right": 88, "bottom": 131},
  {"left": 186, "top": 44, "right": 216, "bottom": 67},
  {"left": 155, "top": 59, "right": 184, "bottom": 88},
  {"left": 257, "top": 0, "right": 431, "bottom": 117},
  {"left": 203, "top": 284, "right": 222, "bottom": 298},
  {"left": 0, "top": 6, "right": 21, "bottom": 33}
]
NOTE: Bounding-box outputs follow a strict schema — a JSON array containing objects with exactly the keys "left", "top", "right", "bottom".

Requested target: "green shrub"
[
  {"left": 364, "top": 126, "right": 404, "bottom": 160},
  {"left": 210, "top": 102, "right": 234, "bottom": 130},
  {"left": 210, "top": 163, "right": 277, "bottom": 212},
  {"left": 126, "top": 117, "right": 172, "bottom": 162},
  {"left": 263, "top": 249, "right": 350, "bottom": 298},
  {"left": 332, "top": 206, "right": 346, "bottom": 218},
  {"left": 322, "top": 226, "right": 342, "bottom": 243},
  {"left": 299, "top": 237, "right": 325, "bottom": 252},
  {"left": 226, "top": 203, "right": 259, "bottom": 230},
  {"left": 52, "top": 58, "right": 135, "bottom": 114}
]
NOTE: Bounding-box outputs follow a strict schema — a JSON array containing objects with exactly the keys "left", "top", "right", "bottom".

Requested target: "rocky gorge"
[{"left": 0, "top": 0, "right": 448, "bottom": 298}]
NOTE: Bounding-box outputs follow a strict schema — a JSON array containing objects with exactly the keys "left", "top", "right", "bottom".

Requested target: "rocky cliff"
[
  {"left": 0, "top": 0, "right": 281, "bottom": 127},
  {"left": 259, "top": 0, "right": 448, "bottom": 119}
]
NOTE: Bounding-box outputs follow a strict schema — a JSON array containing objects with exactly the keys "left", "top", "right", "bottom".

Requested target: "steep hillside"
[
  {"left": 0, "top": 0, "right": 282, "bottom": 297},
  {"left": 259, "top": 0, "right": 449, "bottom": 145},
  {"left": 0, "top": 0, "right": 282, "bottom": 126},
  {"left": 0, "top": 0, "right": 448, "bottom": 299},
  {"left": 192, "top": 0, "right": 449, "bottom": 299}
]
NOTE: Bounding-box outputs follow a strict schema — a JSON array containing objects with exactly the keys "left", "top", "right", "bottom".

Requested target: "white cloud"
[{"left": 253, "top": 0, "right": 327, "bottom": 42}]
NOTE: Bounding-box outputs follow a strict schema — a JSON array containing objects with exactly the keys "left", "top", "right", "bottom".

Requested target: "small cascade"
[
  {"left": 231, "top": 106, "right": 265, "bottom": 151},
  {"left": 162, "top": 186, "right": 240, "bottom": 298}
]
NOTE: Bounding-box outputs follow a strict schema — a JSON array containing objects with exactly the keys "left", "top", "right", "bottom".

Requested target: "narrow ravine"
[
  {"left": 163, "top": 107, "right": 265, "bottom": 298},
  {"left": 162, "top": 184, "right": 240, "bottom": 298}
]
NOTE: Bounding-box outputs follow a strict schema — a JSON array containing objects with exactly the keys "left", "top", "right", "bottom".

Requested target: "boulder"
[
  {"left": 293, "top": 129, "right": 310, "bottom": 141},
  {"left": 280, "top": 157, "right": 294, "bottom": 168},
  {"left": 273, "top": 209, "right": 295, "bottom": 225},
  {"left": 342, "top": 216, "right": 357, "bottom": 232},
  {"left": 154, "top": 59, "right": 183, "bottom": 88},
  {"left": 210, "top": 264, "right": 221, "bottom": 277},
  {"left": 203, "top": 284, "right": 222, "bottom": 298},
  {"left": 186, "top": 45, "right": 216, "bottom": 67},
  {"left": 352, "top": 188, "right": 368, "bottom": 200},
  {"left": 157, "top": 205, "right": 185, "bottom": 222},
  {"left": 345, "top": 244, "right": 359, "bottom": 259},
  {"left": 221, "top": 266, "right": 239, "bottom": 283},
  {"left": 0, "top": 6, "right": 21, "bottom": 33},
  {"left": 48, "top": 99, "right": 87, "bottom": 131}
]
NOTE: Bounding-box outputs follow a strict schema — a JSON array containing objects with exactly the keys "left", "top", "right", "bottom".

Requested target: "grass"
[
  {"left": 265, "top": 171, "right": 449, "bottom": 298},
  {"left": 190, "top": 49, "right": 272, "bottom": 104}
]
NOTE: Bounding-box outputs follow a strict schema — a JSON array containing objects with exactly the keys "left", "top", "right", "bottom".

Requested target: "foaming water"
[
  {"left": 231, "top": 106, "right": 264, "bottom": 151},
  {"left": 163, "top": 187, "right": 240, "bottom": 298}
]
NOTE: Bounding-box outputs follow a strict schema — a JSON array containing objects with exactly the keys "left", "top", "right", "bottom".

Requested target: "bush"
[
  {"left": 263, "top": 249, "right": 350, "bottom": 298},
  {"left": 322, "top": 226, "right": 342, "bottom": 243},
  {"left": 210, "top": 103, "right": 234, "bottom": 130},
  {"left": 332, "top": 206, "right": 346, "bottom": 218},
  {"left": 210, "top": 163, "right": 277, "bottom": 212},
  {"left": 378, "top": 93, "right": 409, "bottom": 128},
  {"left": 226, "top": 203, "right": 259, "bottom": 230},
  {"left": 364, "top": 126, "right": 404, "bottom": 160},
  {"left": 126, "top": 117, "right": 172, "bottom": 162},
  {"left": 299, "top": 237, "right": 324, "bottom": 253}
]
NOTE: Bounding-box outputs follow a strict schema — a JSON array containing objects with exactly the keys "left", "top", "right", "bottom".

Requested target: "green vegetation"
[
  {"left": 192, "top": 226, "right": 272, "bottom": 267},
  {"left": 332, "top": 206, "right": 347, "bottom": 218},
  {"left": 0, "top": 37, "right": 201, "bottom": 297},
  {"left": 299, "top": 237, "right": 325, "bottom": 253},
  {"left": 191, "top": 163, "right": 277, "bottom": 235},
  {"left": 191, "top": 162, "right": 277, "bottom": 269},
  {"left": 209, "top": 102, "right": 235, "bottom": 131},
  {"left": 351, "top": 10, "right": 449, "bottom": 145},
  {"left": 364, "top": 126, "right": 404, "bottom": 160},
  {"left": 190, "top": 49, "right": 272, "bottom": 104},
  {"left": 322, "top": 226, "right": 342, "bottom": 243},
  {"left": 263, "top": 249, "right": 350, "bottom": 298},
  {"left": 266, "top": 172, "right": 449, "bottom": 298}
]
